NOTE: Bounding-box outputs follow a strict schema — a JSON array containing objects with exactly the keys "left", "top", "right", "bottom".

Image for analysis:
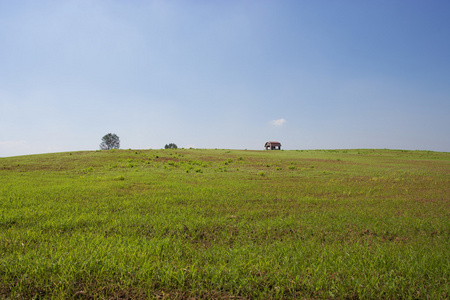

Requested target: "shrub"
[{"left": 165, "top": 143, "right": 178, "bottom": 149}]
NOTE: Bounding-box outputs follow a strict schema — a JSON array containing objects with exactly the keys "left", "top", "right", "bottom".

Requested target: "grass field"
[{"left": 0, "top": 148, "right": 449, "bottom": 299}]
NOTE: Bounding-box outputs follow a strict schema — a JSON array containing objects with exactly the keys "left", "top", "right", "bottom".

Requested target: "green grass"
[{"left": 0, "top": 149, "right": 449, "bottom": 299}]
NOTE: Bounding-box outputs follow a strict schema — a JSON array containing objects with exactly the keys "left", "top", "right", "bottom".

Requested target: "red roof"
[{"left": 265, "top": 141, "right": 281, "bottom": 145}]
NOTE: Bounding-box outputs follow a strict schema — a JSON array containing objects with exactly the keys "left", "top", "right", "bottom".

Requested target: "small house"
[{"left": 265, "top": 141, "right": 281, "bottom": 150}]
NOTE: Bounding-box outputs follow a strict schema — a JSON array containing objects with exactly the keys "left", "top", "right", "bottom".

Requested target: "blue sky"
[{"left": 1, "top": 1, "right": 449, "bottom": 157}]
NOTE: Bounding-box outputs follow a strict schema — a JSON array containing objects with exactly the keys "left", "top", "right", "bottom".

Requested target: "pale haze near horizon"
[{"left": 1, "top": 1, "right": 449, "bottom": 157}]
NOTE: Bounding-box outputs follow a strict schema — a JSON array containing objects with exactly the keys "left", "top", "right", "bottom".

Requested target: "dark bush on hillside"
[{"left": 165, "top": 143, "right": 177, "bottom": 149}]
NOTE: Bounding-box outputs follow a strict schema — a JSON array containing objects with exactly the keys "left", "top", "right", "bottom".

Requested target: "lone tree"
[
  {"left": 100, "top": 133, "right": 120, "bottom": 150},
  {"left": 165, "top": 143, "right": 177, "bottom": 149}
]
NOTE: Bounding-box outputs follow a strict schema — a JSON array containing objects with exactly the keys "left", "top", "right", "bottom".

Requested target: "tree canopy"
[
  {"left": 100, "top": 133, "right": 120, "bottom": 150},
  {"left": 165, "top": 143, "right": 177, "bottom": 149}
]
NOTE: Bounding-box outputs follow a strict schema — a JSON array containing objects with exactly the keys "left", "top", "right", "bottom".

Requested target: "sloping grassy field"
[{"left": 0, "top": 149, "right": 449, "bottom": 299}]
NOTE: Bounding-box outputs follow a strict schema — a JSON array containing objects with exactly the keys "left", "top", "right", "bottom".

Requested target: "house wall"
[{"left": 265, "top": 143, "right": 281, "bottom": 150}]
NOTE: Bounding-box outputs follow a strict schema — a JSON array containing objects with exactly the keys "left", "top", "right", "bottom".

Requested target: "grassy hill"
[{"left": 1, "top": 149, "right": 449, "bottom": 299}]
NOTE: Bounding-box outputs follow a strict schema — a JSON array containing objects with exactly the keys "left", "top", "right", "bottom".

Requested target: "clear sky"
[{"left": 1, "top": 1, "right": 449, "bottom": 157}]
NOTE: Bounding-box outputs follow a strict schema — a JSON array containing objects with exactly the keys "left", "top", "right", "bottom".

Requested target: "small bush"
[{"left": 82, "top": 167, "right": 94, "bottom": 173}]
